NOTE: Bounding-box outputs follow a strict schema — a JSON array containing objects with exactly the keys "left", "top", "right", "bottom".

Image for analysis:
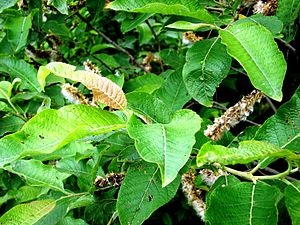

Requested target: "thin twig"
[
  {"left": 145, "top": 20, "right": 164, "bottom": 72},
  {"left": 92, "top": 55, "right": 115, "bottom": 73},
  {"left": 265, "top": 96, "right": 277, "bottom": 113},
  {"left": 145, "top": 20, "right": 161, "bottom": 52},
  {"left": 231, "top": 66, "right": 247, "bottom": 76},
  {"left": 276, "top": 38, "right": 297, "bottom": 53},
  {"left": 75, "top": 12, "right": 148, "bottom": 72}
]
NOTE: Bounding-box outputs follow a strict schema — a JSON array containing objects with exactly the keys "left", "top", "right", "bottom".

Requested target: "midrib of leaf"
[
  {"left": 0, "top": 88, "right": 9, "bottom": 101},
  {"left": 170, "top": 79, "right": 183, "bottom": 108},
  {"left": 290, "top": 182, "right": 300, "bottom": 194},
  {"left": 280, "top": 133, "right": 300, "bottom": 149},
  {"left": 16, "top": 17, "right": 27, "bottom": 51},
  {"left": 200, "top": 37, "right": 219, "bottom": 100},
  {"left": 224, "top": 29, "right": 276, "bottom": 96},
  {"left": 8, "top": 65, "right": 39, "bottom": 92},
  {"left": 11, "top": 169, "right": 65, "bottom": 192},
  {"left": 249, "top": 184, "right": 256, "bottom": 225},
  {"left": 132, "top": 167, "right": 159, "bottom": 224},
  {"left": 160, "top": 124, "right": 167, "bottom": 181}
]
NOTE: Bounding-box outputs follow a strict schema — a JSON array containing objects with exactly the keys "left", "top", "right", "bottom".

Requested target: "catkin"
[{"left": 204, "top": 90, "right": 264, "bottom": 141}]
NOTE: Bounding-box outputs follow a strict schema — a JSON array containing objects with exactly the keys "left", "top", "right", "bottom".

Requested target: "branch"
[{"left": 75, "top": 12, "right": 148, "bottom": 72}]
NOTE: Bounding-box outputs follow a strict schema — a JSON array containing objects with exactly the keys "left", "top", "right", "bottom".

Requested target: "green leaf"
[
  {"left": 3, "top": 14, "right": 32, "bottom": 52},
  {"left": 57, "top": 217, "right": 89, "bottom": 225},
  {"left": 0, "top": 105, "right": 124, "bottom": 166},
  {"left": 166, "top": 21, "right": 216, "bottom": 31},
  {"left": 276, "top": 0, "right": 300, "bottom": 41},
  {"left": 137, "top": 23, "right": 153, "bottom": 45},
  {"left": 285, "top": 181, "right": 300, "bottom": 225},
  {"left": 124, "top": 73, "right": 164, "bottom": 93},
  {"left": 35, "top": 196, "right": 79, "bottom": 225},
  {"left": 0, "top": 199, "right": 55, "bottom": 225},
  {"left": 127, "top": 109, "right": 201, "bottom": 186},
  {"left": 5, "top": 159, "right": 70, "bottom": 192},
  {"left": 219, "top": 22, "right": 286, "bottom": 101},
  {"left": 0, "top": 57, "right": 42, "bottom": 92},
  {"left": 107, "top": 0, "right": 214, "bottom": 23},
  {"left": 15, "top": 186, "right": 49, "bottom": 203},
  {"left": 255, "top": 86, "right": 300, "bottom": 151},
  {"left": 234, "top": 14, "right": 283, "bottom": 36},
  {"left": 205, "top": 181, "right": 281, "bottom": 225},
  {"left": 155, "top": 69, "right": 191, "bottom": 111},
  {"left": 120, "top": 13, "right": 152, "bottom": 33},
  {"left": 0, "top": 0, "right": 18, "bottom": 13},
  {"left": 0, "top": 81, "right": 11, "bottom": 99},
  {"left": 117, "top": 162, "right": 180, "bottom": 225},
  {"left": 183, "top": 38, "right": 232, "bottom": 107},
  {"left": 0, "top": 116, "right": 25, "bottom": 136},
  {"left": 0, "top": 133, "right": 25, "bottom": 167},
  {"left": 48, "top": 0, "right": 68, "bottom": 14},
  {"left": 197, "top": 140, "right": 299, "bottom": 167},
  {"left": 159, "top": 50, "right": 185, "bottom": 69},
  {"left": 126, "top": 92, "right": 173, "bottom": 123},
  {"left": 20, "top": 104, "right": 125, "bottom": 154}
]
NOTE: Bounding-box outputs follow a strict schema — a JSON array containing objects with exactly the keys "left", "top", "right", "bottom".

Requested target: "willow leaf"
[
  {"left": 285, "top": 181, "right": 300, "bottom": 225},
  {"left": 5, "top": 160, "right": 70, "bottom": 192},
  {"left": 0, "top": 200, "right": 55, "bottom": 225},
  {"left": 219, "top": 22, "right": 286, "bottom": 101},
  {"left": 197, "top": 140, "right": 299, "bottom": 167},
  {"left": 183, "top": 38, "right": 232, "bottom": 107},
  {"left": 0, "top": 0, "right": 18, "bottom": 13},
  {"left": 128, "top": 109, "right": 201, "bottom": 186},
  {"left": 255, "top": 86, "right": 300, "bottom": 151},
  {"left": 117, "top": 162, "right": 180, "bottom": 225},
  {"left": 0, "top": 105, "right": 125, "bottom": 167},
  {"left": 37, "top": 62, "right": 126, "bottom": 109},
  {"left": 107, "top": 0, "right": 214, "bottom": 23},
  {"left": 205, "top": 181, "right": 281, "bottom": 225}
]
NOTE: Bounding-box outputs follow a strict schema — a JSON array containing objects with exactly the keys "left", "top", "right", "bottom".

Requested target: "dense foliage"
[{"left": 0, "top": 0, "right": 299, "bottom": 224}]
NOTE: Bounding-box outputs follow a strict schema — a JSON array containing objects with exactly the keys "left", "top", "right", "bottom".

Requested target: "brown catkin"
[
  {"left": 204, "top": 90, "right": 264, "bottom": 141},
  {"left": 61, "top": 83, "right": 90, "bottom": 105},
  {"left": 181, "top": 172, "right": 206, "bottom": 221}
]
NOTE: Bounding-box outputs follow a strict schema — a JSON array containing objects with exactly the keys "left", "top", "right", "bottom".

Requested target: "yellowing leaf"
[{"left": 37, "top": 62, "right": 127, "bottom": 109}]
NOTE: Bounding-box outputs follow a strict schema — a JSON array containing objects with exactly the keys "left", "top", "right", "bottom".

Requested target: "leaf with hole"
[{"left": 117, "top": 161, "right": 180, "bottom": 225}]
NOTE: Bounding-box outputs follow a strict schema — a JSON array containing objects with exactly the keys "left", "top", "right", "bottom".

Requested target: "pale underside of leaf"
[{"left": 37, "top": 62, "right": 127, "bottom": 109}]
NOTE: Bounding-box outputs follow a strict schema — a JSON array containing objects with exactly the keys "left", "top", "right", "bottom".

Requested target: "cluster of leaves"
[{"left": 0, "top": 0, "right": 299, "bottom": 224}]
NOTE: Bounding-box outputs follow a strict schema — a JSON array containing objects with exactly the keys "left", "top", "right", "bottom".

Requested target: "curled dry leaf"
[
  {"left": 73, "top": 71, "right": 127, "bottom": 109},
  {"left": 37, "top": 62, "right": 127, "bottom": 109}
]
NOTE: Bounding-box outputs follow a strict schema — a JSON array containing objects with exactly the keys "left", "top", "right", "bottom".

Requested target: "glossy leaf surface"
[
  {"left": 128, "top": 109, "right": 201, "bottom": 186},
  {"left": 219, "top": 22, "right": 286, "bottom": 101}
]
